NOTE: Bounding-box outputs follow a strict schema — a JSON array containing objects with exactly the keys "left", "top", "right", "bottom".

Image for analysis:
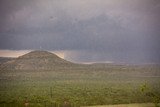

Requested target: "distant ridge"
[
  {"left": 0, "top": 50, "right": 74, "bottom": 70},
  {"left": 1, "top": 50, "right": 158, "bottom": 71}
]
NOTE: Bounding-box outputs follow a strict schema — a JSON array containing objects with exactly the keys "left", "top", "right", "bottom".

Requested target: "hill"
[{"left": 0, "top": 50, "right": 74, "bottom": 70}]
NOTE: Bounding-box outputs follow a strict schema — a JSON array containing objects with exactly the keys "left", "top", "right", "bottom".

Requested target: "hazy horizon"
[{"left": 0, "top": 0, "right": 160, "bottom": 64}]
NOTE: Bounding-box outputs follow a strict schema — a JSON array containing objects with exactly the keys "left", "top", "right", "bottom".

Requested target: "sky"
[{"left": 0, "top": 0, "right": 160, "bottom": 64}]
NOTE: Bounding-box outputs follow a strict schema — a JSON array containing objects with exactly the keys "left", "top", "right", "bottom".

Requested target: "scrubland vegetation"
[{"left": 0, "top": 65, "right": 160, "bottom": 107}]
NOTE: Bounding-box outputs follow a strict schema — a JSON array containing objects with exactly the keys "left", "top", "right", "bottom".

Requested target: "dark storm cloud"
[{"left": 0, "top": 0, "right": 160, "bottom": 64}]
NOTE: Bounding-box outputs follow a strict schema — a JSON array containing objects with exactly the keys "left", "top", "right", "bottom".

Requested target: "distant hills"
[
  {"left": 0, "top": 50, "right": 74, "bottom": 70},
  {"left": 0, "top": 50, "right": 159, "bottom": 71}
]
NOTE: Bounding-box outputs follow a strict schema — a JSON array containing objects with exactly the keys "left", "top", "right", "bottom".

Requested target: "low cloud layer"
[{"left": 0, "top": 0, "right": 160, "bottom": 64}]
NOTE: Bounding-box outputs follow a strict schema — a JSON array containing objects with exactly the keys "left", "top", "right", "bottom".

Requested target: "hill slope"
[
  {"left": 0, "top": 50, "right": 74, "bottom": 70},
  {"left": 0, "top": 57, "right": 15, "bottom": 64}
]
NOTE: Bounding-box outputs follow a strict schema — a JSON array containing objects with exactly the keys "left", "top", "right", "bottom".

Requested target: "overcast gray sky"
[{"left": 0, "top": 0, "right": 160, "bottom": 64}]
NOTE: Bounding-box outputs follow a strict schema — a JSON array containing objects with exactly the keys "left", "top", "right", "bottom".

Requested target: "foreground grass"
[
  {"left": 0, "top": 65, "right": 160, "bottom": 106},
  {"left": 82, "top": 103, "right": 156, "bottom": 107}
]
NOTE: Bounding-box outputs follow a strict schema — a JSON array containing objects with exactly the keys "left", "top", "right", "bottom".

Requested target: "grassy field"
[
  {"left": 0, "top": 65, "right": 160, "bottom": 107},
  {"left": 82, "top": 103, "right": 156, "bottom": 107}
]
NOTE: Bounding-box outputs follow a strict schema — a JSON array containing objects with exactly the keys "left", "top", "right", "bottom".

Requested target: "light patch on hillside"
[{"left": 52, "top": 51, "right": 65, "bottom": 59}]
